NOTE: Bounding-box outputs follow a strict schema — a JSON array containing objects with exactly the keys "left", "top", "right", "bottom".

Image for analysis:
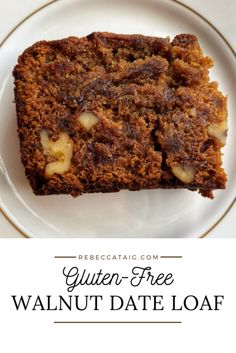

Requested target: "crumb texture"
[{"left": 13, "top": 32, "right": 227, "bottom": 197}]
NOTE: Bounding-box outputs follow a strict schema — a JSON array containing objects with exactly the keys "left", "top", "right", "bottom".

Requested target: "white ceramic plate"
[{"left": 0, "top": 0, "right": 236, "bottom": 238}]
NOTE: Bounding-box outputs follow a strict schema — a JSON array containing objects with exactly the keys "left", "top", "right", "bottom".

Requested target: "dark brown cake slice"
[{"left": 13, "top": 32, "right": 227, "bottom": 198}]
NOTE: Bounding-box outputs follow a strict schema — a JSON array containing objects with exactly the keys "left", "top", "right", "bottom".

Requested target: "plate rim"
[{"left": 0, "top": 0, "right": 235, "bottom": 238}]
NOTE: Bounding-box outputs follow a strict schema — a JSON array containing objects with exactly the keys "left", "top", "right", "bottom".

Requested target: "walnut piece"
[
  {"left": 171, "top": 164, "right": 194, "bottom": 184},
  {"left": 78, "top": 112, "right": 98, "bottom": 131},
  {"left": 189, "top": 107, "right": 197, "bottom": 117},
  {"left": 208, "top": 121, "right": 227, "bottom": 146},
  {"left": 40, "top": 130, "right": 73, "bottom": 178}
]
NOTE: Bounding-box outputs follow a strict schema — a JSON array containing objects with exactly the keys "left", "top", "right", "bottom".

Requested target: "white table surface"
[{"left": 0, "top": 0, "right": 235, "bottom": 238}]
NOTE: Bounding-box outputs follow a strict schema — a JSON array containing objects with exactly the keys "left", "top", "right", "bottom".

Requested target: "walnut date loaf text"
[{"left": 13, "top": 32, "right": 227, "bottom": 198}]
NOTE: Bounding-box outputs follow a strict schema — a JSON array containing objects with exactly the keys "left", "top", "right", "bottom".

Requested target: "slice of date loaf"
[{"left": 13, "top": 32, "right": 227, "bottom": 198}]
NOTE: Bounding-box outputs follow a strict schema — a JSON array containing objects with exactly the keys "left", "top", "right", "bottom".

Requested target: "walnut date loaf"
[{"left": 13, "top": 32, "right": 227, "bottom": 198}]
